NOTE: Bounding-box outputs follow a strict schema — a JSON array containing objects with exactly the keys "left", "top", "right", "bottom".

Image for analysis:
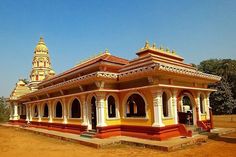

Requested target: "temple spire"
[{"left": 29, "top": 37, "right": 55, "bottom": 91}]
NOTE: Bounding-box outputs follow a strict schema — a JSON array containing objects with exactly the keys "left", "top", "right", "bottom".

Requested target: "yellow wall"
[
  {"left": 201, "top": 114, "right": 207, "bottom": 121},
  {"left": 41, "top": 117, "right": 49, "bottom": 122},
  {"left": 162, "top": 118, "right": 174, "bottom": 125},
  {"left": 52, "top": 118, "right": 63, "bottom": 123},
  {"left": 67, "top": 118, "right": 82, "bottom": 125},
  {"left": 32, "top": 117, "right": 38, "bottom": 121}
]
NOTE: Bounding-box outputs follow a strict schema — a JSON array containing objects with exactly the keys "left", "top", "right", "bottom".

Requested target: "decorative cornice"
[
  {"left": 24, "top": 71, "right": 118, "bottom": 97},
  {"left": 119, "top": 64, "right": 158, "bottom": 79},
  {"left": 157, "top": 63, "right": 221, "bottom": 80}
]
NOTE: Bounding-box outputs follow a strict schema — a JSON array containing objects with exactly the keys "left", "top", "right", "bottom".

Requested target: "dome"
[
  {"left": 49, "top": 69, "right": 55, "bottom": 75},
  {"left": 34, "top": 37, "right": 48, "bottom": 53}
]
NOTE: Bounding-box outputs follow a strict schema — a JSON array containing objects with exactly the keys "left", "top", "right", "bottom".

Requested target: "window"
[
  {"left": 200, "top": 94, "right": 204, "bottom": 114},
  {"left": 126, "top": 94, "right": 146, "bottom": 117},
  {"left": 108, "top": 96, "right": 116, "bottom": 118},
  {"left": 55, "top": 101, "right": 62, "bottom": 118},
  {"left": 34, "top": 105, "right": 38, "bottom": 117},
  {"left": 162, "top": 92, "right": 169, "bottom": 117},
  {"left": 43, "top": 104, "right": 49, "bottom": 117},
  {"left": 36, "top": 75, "right": 39, "bottom": 81},
  {"left": 71, "top": 99, "right": 81, "bottom": 118}
]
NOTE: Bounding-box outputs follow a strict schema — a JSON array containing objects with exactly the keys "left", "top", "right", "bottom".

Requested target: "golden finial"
[
  {"left": 144, "top": 40, "right": 150, "bottom": 49},
  {"left": 159, "top": 45, "right": 164, "bottom": 51},
  {"left": 152, "top": 43, "right": 156, "bottom": 49},
  {"left": 105, "top": 48, "right": 109, "bottom": 54},
  {"left": 166, "top": 47, "right": 170, "bottom": 52},
  {"left": 38, "top": 36, "right": 45, "bottom": 45},
  {"left": 172, "top": 49, "right": 176, "bottom": 54}
]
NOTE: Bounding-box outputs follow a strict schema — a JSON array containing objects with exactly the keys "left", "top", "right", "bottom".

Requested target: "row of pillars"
[
  {"left": 10, "top": 90, "right": 211, "bottom": 128},
  {"left": 21, "top": 93, "right": 107, "bottom": 129}
]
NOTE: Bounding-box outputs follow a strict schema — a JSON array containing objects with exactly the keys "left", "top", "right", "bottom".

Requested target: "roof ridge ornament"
[
  {"left": 159, "top": 45, "right": 164, "bottom": 51},
  {"left": 144, "top": 40, "right": 150, "bottom": 49},
  {"left": 152, "top": 43, "right": 156, "bottom": 49}
]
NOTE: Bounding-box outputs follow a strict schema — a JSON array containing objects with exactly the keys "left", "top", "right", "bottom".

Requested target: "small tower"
[{"left": 28, "top": 37, "right": 55, "bottom": 91}]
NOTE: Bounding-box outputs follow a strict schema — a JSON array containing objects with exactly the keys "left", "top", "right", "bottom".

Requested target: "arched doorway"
[
  {"left": 91, "top": 96, "right": 97, "bottom": 130},
  {"left": 177, "top": 91, "right": 196, "bottom": 125}
]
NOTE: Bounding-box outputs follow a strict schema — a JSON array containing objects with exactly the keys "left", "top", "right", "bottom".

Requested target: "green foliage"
[
  {"left": 198, "top": 59, "right": 236, "bottom": 114},
  {"left": 0, "top": 97, "right": 10, "bottom": 122},
  {"left": 209, "top": 79, "right": 236, "bottom": 114}
]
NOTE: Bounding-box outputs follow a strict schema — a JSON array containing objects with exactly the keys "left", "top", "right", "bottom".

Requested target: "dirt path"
[{"left": 0, "top": 126, "right": 235, "bottom": 157}]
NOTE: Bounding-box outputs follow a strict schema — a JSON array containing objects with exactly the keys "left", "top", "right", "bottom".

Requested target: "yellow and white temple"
[{"left": 8, "top": 38, "right": 221, "bottom": 140}]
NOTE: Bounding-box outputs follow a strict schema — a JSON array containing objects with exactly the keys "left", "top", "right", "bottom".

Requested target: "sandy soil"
[
  {"left": 223, "top": 132, "right": 236, "bottom": 138},
  {"left": 0, "top": 126, "right": 236, "bottom": 157}
]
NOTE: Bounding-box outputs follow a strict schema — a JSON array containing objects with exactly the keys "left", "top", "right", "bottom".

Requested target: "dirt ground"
[{"left": 0, "top": 126, "right": 236, "bottom": 157}]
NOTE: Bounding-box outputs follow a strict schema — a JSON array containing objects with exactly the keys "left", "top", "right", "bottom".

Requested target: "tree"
[
  {"left": 198, "top": 59, "right": 236, "bottom": 114},
  {"left": 0, "top": 97, "right": 10, "bottom": 122},
  {"left": 209, "top": 79, "right": 236, "bottom": 114}
]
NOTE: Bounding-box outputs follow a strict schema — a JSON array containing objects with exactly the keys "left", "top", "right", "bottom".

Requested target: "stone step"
[
  {"left": 80, "top": 133, "right": 95, "bottom": 138},
  {"left": 80, "top": 130, "right": 97, "bottom": 138}
]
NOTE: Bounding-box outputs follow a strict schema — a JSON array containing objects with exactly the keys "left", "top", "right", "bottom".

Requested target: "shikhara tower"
[{"left": 28, "top": 37, "right": 55, "bottom": 91}]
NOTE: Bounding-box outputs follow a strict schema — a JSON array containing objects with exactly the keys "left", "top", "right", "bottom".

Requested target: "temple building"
[{"left": 8, "top": 38, "right": 221, "bottom": 140}]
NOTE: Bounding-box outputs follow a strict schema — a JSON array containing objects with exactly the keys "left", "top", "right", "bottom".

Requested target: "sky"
[{"left": 0, "top": 0, "right": 235, "bottom": 97}]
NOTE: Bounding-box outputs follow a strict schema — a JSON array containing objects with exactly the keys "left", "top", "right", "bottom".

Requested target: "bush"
[{"left": 0, "top": 97, "right": 10, "bottom": 122}]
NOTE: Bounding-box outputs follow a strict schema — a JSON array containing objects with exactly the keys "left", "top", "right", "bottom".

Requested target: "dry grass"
[{"left": 0, "top": 126, "right": 236, "bottom": 157}]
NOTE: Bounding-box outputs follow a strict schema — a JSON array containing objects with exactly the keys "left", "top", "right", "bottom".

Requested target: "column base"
[
  {"left": 152, "top": 123, "right": 165, "bottom": 127},
  {"left": 12, "top": 115, "right": 19, "bottom": 120},
  {"left": 96, "top": 123, "right": 107, "bottom": 127},
  {"left": 81, "top": 122, "right": 88, "bottom": 126}
]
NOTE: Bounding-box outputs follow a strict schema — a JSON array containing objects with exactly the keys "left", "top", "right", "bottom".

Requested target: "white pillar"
[
  {"left": 96, "top": 93, "right": 107, "bottom": 127},
  {"left": 13, "top": 102, "right": 19, "bottom": 120},
  {"left": 172, "top": 89, "right": 178, "bottom": 124},
  {"left": 29, "top": 104, "right": 32, "bottom": 121},
  {"left": 62, "top": 99, "right": 67, "bottom": 124},
  {"left": 26, "top": 105, "right": 29, "bottom": 122},
  {"left": 9, "top": 103, "right": 13, "bottom": 120},
  {"left": 38, "top": 105, "right": 42, "bottom": 122},
  {"left": 206, "top": 93, "right": 210, "bottom": 120},
  {"left": 49, "top": 102, "right": 53, "bottom": 123},
  {"left": 152, "top": 89, "right": 164, "bottom": 127},
  {"left": 81, "top": 95, "right": 88, "bottom": 126},
  {"left": 196, "top": 93, "right": 201, "bottom": 121}
]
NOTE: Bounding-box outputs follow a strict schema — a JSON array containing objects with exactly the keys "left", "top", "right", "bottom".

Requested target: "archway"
[
  {"left": 125, "top": 94, "right": 146, "bottom": 117},
  {"left": 71, "top": 98, "right": 81, "bottom": 118},
  {"left": 177, "top": 91, "right": 197, "bottom": 125},
  {"left": 43, "top": 103, "right": 49, "bottom": 117},
  {"left": 55, "top": 101, "right": 62, "bottom": 118},
  {"left": 91, "top": 96, "right": 97, "bottom": 130}
]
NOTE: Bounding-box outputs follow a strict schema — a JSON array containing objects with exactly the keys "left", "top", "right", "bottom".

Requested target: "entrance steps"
[
  {"left": 185, "top": 125, "right": 206, "bottom": 136},
  {"left": 80, "top": 130, "right": 97, "bottom": 138}
]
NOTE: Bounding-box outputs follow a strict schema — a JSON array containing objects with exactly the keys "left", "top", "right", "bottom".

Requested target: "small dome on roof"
[
  {"left": 34, "top": 37, "right": 48, "bottom": 53},
  {"left": 49, "top": 69, "right": 55, "bottom": 75}
]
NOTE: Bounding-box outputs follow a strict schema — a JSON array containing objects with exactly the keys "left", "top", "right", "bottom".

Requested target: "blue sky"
[{"left": 0, "top": 0, "right": 235, "bottom": 97}]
